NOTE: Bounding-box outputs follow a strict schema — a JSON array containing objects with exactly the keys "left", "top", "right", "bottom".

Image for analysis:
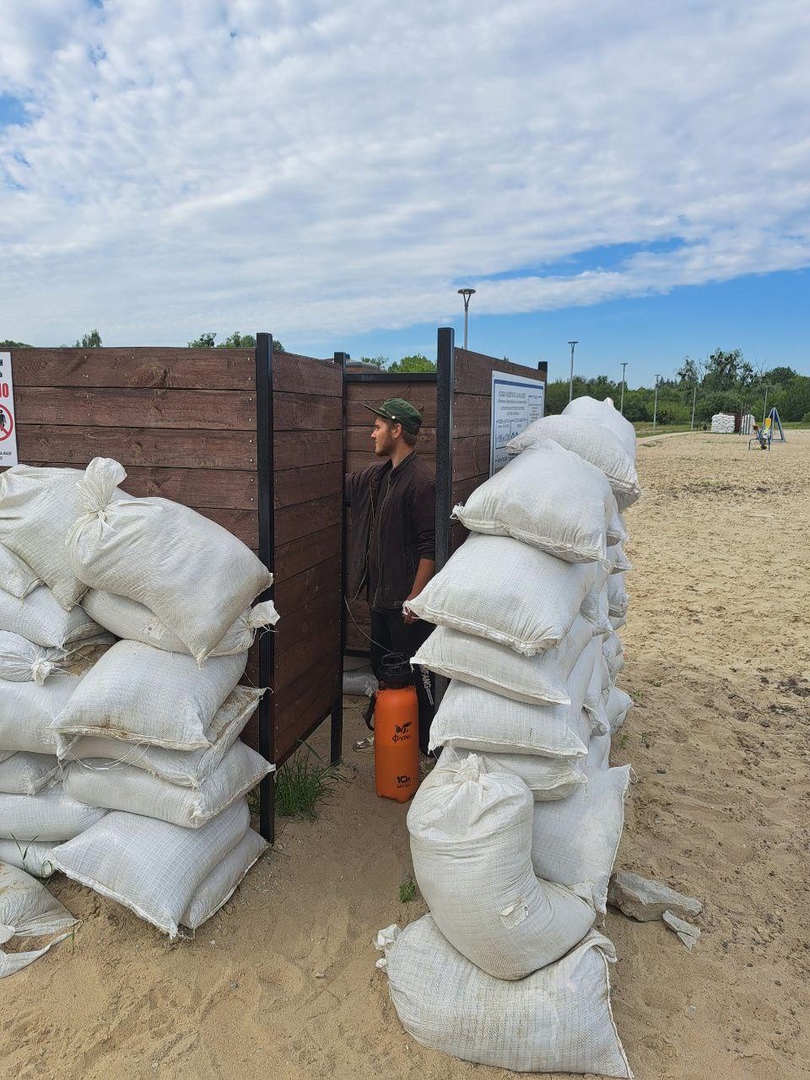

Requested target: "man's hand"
[{"left": 403, "top": 557, "right": 436, "bottom": 624}]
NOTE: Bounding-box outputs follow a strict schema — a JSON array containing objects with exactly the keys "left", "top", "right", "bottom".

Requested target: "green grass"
[
  {"left": 274, "top": 742, "right": 345, "bottom": 820},
  {"left": 633, "top": 423, "right": 697, "bottom": 438},
  {"left": 399, "top": 878, "right": 417, "bottom": 903}
]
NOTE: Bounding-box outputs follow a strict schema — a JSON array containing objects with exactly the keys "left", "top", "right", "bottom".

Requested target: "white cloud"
[{"left": 1, "top": 0, "right": 809, "bottom": 345}]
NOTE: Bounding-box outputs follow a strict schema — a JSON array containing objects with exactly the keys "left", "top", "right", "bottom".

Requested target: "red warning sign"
[{"left": 0, "top": 351, "right": 19, "bottom": 466}]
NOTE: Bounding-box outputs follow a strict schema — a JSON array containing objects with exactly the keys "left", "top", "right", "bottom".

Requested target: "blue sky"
[{"left": 2, "top": 0, "right": 809, "bottom": 388}]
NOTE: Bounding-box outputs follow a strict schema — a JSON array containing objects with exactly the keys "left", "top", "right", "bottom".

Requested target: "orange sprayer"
[{"left": 374, "top": 652, "right": 420, "bottom": 802}]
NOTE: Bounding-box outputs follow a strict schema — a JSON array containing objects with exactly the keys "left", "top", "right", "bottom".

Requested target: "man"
[{"left": 345, "top": 398, "right": 436, "bottom": 753}]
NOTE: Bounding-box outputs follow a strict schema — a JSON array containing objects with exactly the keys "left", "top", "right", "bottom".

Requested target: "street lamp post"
[
  {"left": 458, "top": 288, "right": 476, "bottom": 350},
  {"left": 653, "top": 374, "right": 661, "bottom": 433},
  {"left": 619, "top": 362, "right": 628, "bottom": 415},
  {"left": 567, "top": 340, "right": 578, "bottom": 402}
]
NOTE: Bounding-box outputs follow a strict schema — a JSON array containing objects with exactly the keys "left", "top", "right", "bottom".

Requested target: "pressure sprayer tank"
[{"left": 374, "top": 652, "right": 420, "bottom": 802}]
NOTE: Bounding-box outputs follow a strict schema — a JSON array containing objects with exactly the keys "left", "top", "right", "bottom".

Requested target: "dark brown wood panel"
[
  {"left": 274, "top": 523, "right": 341, "bottom": 583},
  {"left": 275, "top": 494, "right": 341, "bottom": 547},
  {"left": 452, "top": 435, "right": 490, "bottom": 482},
  {"left": 9, "top": 348, "right": 255, "bottom": 391},
  {"left": 275, "top": 616, "right": 341, "bottom": 691},
  {"left": 272, "top": 354, "right": 341, "bottom": 396},
  {"left": 274, "top": 462, "right": 343, "bottom": 511},
  {"left": 112, "top": 467, "right": 257, "bottom": 509},
  {"left": 276, "top": 680, "right": 338, "bottom": 751},
  {"left": 345, "top": 386, "right": 437, "bottom": 426},
  {"left": 14, "top": 425, "right": 257, "bottom": 470},
  {"left": 453, "top": 349, "right": 547, "bottom": 397},
  {"left": 451, "top": 474, "right": 486, "bottom": 508},
  {"left": 273, "top": 651, "right": 341, "bottom": 719},
  {"left": 16, "top": 387, "right": 256, "bottom": 431},
  {"left": 273, "top": 392, "right": 342, "bottom": 432},
  {"left": 346, "top": 427, "right": 437, "bottom": 455},
  {"left": 273, "top": 555, "right": 341, "bottom": 618},
  {"left": 195, "top": 507, "right": 259, "bottom": 549},
  {"left": 273, "top": 430, "right": 342, "bottom": 472},
  {"left": 452, "top": 393, "right": 492, "bottom": 438}
]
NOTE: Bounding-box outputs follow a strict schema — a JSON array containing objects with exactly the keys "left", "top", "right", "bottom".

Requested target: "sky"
[{"left": 1, "top": 0, "right": 809, "bottom": 388}]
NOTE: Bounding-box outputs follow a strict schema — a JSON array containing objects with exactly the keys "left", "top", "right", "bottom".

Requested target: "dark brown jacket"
[{"left": 345, "top": 452, "right": 436, "bottom": 612}]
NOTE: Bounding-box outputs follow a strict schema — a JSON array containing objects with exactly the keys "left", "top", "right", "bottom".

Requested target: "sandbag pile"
[
  {"left": 0, "top": 458, "right": 276, "bottom": 938},
  {"left": 388, "top": 399, "right": 639, "bottom": 1076},
  {"left": 711, "top": 412, "right": 736, "bottom": 433}
]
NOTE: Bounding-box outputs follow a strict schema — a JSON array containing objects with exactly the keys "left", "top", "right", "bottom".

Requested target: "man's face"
[{"left": 372, "top": 417, "right": 397, "bottom": 456}]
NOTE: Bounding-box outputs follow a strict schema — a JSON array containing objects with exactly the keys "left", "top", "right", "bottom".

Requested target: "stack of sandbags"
[
  {"left": 395, "top": 427, "right": 636, "bottom": 1073},
  {"left": 711, "top": 412, "right": 736, "bottom": 433},
  {"left": 0, "top": 459, "right": 276, "bottom": 936}
]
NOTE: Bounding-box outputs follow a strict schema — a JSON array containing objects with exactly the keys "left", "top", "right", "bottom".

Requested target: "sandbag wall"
[
  {"left": 379, "top": 396, "right": 640, "bottom": 1077},
  {"left": 0, "top": 458, "right": 280, "bottom": 938}
]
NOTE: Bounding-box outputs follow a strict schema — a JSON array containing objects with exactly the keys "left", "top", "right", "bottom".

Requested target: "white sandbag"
[
  {"left": 608, "top": 572, "right": 628, "bottom": 618},
  {"left": 408, "top": 753, "right": 595, "bottom": 979},
  {"left": 531, "top": 765, "right": 631, "bottom": 913},
  {"left": 0, "top": 465, "right": 116, "bottom": 609},
  {"left": 428, "top": 646, "right": 597, "bottom": 758},
  {"left": 506, "top": 414, "right": 640, "bottom": 506},
  {"left": 412, "top": 615, "right": 595, "bottom": 707},
  {"left": 63, "top": 741, "right": 273, "bottom": 828},
  {"left": 452, "top": 440, "right": 616, "bottom": 566},
  {"left": 584, "top": 653, "right": 611, "bottom": 737},
  {"left": 0, "top": 752, "right": 60, "bottom": 795},
  {"left": 606, "top": 684, "right": 633, "bottom": 733},
  {"left": 586, "top": 732, "right": 612, "bottom": 769},
  {"left": 608, "top": 542, "right": 633, "bottom": 574},
  {"left": 0, "top": 783, "right": 107, "bottom": 841},
  {"left": 0, "top": 839, "right": 57, "bottom": 877},
  {"left": 50, "top": 799, "right": 250, "bottom": 938},
  {"left": 603, "top": 633, "right": 625, "bottom": 679},
  {"left": 609, "top": 613, "right": 627, "bottom": 631},
  {"left": 439, "top": 745, "right": 586, "bottom": 801},
  {"left": 0, "top": 863, "right": 79, "bottom": 979},
  {"left": 562, "top": 395, "right": 637, "bottom": 463},
  {"left": 0, "top": 543, "right": 40, "bottom": 600},
  {"left": 53, "top": 641, "right": 248, "bottom": 752},
  {"left": 82, "top": 590, "right": 279, "bottom": 659},
  {"left": 378, "top": 917, "right": 632, "bottom": 1077},
  {"left": 60, "top": 685, "right": 263, "bottom": 787},
  {"left": 180, "top": 827, "right": 268, "bottom": 930},
  {"left": 66, "top": 458, "right": 273, "bottom": 665},
  {"left": 406, "top": 534, "right": 605, "bottom": 655},
  {"left": 0, "top": 583, "right": 106, "bottom": 648},
  {"left": 0, "top": 631, "right": 66, "bottom": 685},
  {"left": 0, "top": 670, "right": 89, "bottom": 754},
  {"left": 607, "top": 504, "right": 628, "bottom": 546}
]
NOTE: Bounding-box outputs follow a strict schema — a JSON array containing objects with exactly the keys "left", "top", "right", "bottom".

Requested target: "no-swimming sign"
[{"left": 0, "top": 352, "right": 19, "bottom": 467}]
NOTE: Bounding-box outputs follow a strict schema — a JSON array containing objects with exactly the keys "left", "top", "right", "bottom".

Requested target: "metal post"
[
  {"left": 332, "top": 351, "right": 351, "bottom": 767},
  {"left": 567, "top": 340, "right": 578, "bottom": 403},
  {"left": 256, "top": 332, "right": 276, "bottom": 843},
  {"left": 653, "top": 374, "right": 661, "bottom": 433},
  {"left": 457, "top": 289, "right": 475, "bottom": 349},
  {"left": 619, "top": 362, "right": 628, "bottom": 414},
  {"left": 762, "top": 384, "right": 769, "bottom": 426},
  {"left": 691, "top": 382, "right": 697, "bottom": 430},
  {"left": 434, "top": 326, "right": 455, "bottom": 710}
]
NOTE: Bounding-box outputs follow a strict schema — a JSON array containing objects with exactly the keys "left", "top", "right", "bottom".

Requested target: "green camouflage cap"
[{"left": 363, "top": 397, "right": 423, "bottom": 434}]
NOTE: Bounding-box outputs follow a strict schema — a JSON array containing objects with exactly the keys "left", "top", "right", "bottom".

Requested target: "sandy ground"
[{"left": 3, "top": 430, "right": 809, "bottom": 1080}]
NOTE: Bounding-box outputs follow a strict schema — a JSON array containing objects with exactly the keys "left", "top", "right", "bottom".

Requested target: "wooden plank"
[
  {"left": 194, "top": 507, "right": 258, "bottom": 549},
  {"left": 274, "top": 523, "right": 341, "bottom": 582},
  {"left": 274, "top": 462, "right": 342, "bottom": 511},
  {"left": 114, "top": 467, "right": 257, "bottom": 510},
  {"left": 276, "top": 680, "right": 339, "bottom": 754},
  {"left": 15, "top": 386, "right": 256, "bottom": 431},
  {"left": 275, "top": 589, "right": 338, "bottom": 660},
  {"left": 346, "top": 427, "right": 436, "bottom": 455},
  {"left": 275, "top": 495, "right": 341, "bottom": 547},
  {"left": 451, "top": 474, "right": 487, "bottom": 508},
  {"left": 453, "top": 349, "right": 546, "bottom": 397},
  {"left": 274, "top": 555, "right": 342, "bottom": 618},
  {"left": 345, "top": 387, "right": 437, "bottom": 426},
  {"left": 452, "top": 435, "right": 490, "bottom": 482},
  {"left": 452, "top": 394, "right": 492, "bottom": 438},
  {"left": 275, "top": 616, "right": 341, "bottom": 690},
  {"left": 273, "top": 392, "right": 342, "bottom": 432},
  {"left": 14, "top": 425, "right": 257, "bottom": 470},
  {"left": 8, "top": 348, "right": 254, "bottom": 391},
  {"left": 273, "top": 651, "right": 340, "bottom": 718},
  {"left": 272, "top": 354, "right": 341, "bottom": 396},
  {"left": 273, "top": 430, "right": 342, "bottom": 472}
]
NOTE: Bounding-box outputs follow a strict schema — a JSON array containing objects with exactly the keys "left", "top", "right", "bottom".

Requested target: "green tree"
[
  {"left": 75, "top": 329, "right": 102, "bottom": 347},
  {"left": 387, "top": 353, "right": 437, "bottom": 373},
  {"left": 188, "top": 332, "right": 284, "bottom": 352},
  {"left": 358, "top": 355, "right": 388, "bottom": 368},
  {"left": 0, "top": 339, "right": 32, "bottom": 348}
]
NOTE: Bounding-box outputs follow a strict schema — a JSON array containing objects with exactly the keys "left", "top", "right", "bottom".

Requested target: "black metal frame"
[{"left": 255, "top": 333, "right": 276, "bottom": 842}]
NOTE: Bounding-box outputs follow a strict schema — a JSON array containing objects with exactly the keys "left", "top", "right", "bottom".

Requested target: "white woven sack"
[
  {"left": 0, "top": 749, "right": 13, "bottom": 764},
  {"left": 50, "top": 798, "right": 250, "bottom": 938},
  {"left": 0, "top": 465, "right": 119, "bottom": 610},
  {"left": 52, "top": 641, "right": 248, "bottom": 752},
  {"left": 428, "top": 641, "right": 597, "bottom": 757},
  {"left": 0, "top": 839, "right": 57, "bottom": 877},
  {"left": 66, "top": 458, "right": 273, "bottom": 665},
  {"left": 0, "top": 753, "right": 60, "bottom": 795},
  {"left": 439, "top": 745, "right": 586, "bottom": 801},
  {"left": 0, "top": 583, "right": 105, "bottom": 648},
  {"left": 0, "top": 671, "right": 89, "bottom": 754},
  {"left": 562, "top": 395, "right": 637, "bottom": 463},
  {"left": 584, "top": 657, "right": 611, "bottom": 737},
  {"left": 608, "top": 573, "right": 628, "bottom": 618},
  {"left": 60, "top": 685, "right": 263, "bottom": 787},
  {"left": 408, "top": 753, "right": 595, "bottom": 979},
  {"left": 452, "top": 439, "right": 615, "bottom": 566},
  {"left": 531, "top": 765, "right": 631, "bottom": 913},
  {"left": 0, "top": 630, "right": 67, "bottom": 685},
  {"left": 0, "top": 543, "right": 40, "bottom": 600},
  {"left": 607, "top": 504, "right": 628, "bottom": 546},
  {"left": 0, "top": 783, "right": 107, "bottom": 841},
  {"left": 606, "top": 685, "right": 633, "bottom": 734},
  {"left": 378, "top": 917, "right": 632, "bottom": 1078},
  {"left": 82, "top": 590, "right": 279, "bottom": 658},
  {"left": 0, "top": 863, "right": 79, "bottom": 979},
  {"left": 63, "top": 741, "right": 273, "bottom": 828},
  {"left": 609, "top": 612, "right": 627, "bottom": 631},
  {"left": 586, "top": 732, "right": 611, "bottom": 769},
  {"left": 412, "top": 615, "right": 595, "bottom": 707},
  {"left": 181, "top": 827, "right": 268, "bottom": 930},
  {"left": 407, "top": 534, "right": 604, "bottom": 655},
  {"left": 603, "top": 633, "right": 625, "bottom": 679},
  {"left": 506, "top": 414, "right": 641, "bottom": 506},
  {"left": 608, "top": 542, "right": 633, "bottom": 574}
]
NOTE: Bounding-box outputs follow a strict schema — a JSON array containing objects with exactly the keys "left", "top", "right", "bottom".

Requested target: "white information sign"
[
  {"left": 0, "top": 352, "right": 18, "bottom": 467},
  {"left": 490, "top": 370, "right": 545, "bottom": 474}
]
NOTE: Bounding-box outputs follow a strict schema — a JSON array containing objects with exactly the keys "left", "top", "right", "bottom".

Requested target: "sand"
[{"left": 2, "top": 430, "right": 809, "bottom": 1080}]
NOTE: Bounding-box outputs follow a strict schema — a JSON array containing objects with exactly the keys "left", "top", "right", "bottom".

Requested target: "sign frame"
[
  {"left": 0, "top": 351, "right": 18, "bottom": 467},
  {"left": 489, "top": 369, "right": 545, "bottom": 475}
]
